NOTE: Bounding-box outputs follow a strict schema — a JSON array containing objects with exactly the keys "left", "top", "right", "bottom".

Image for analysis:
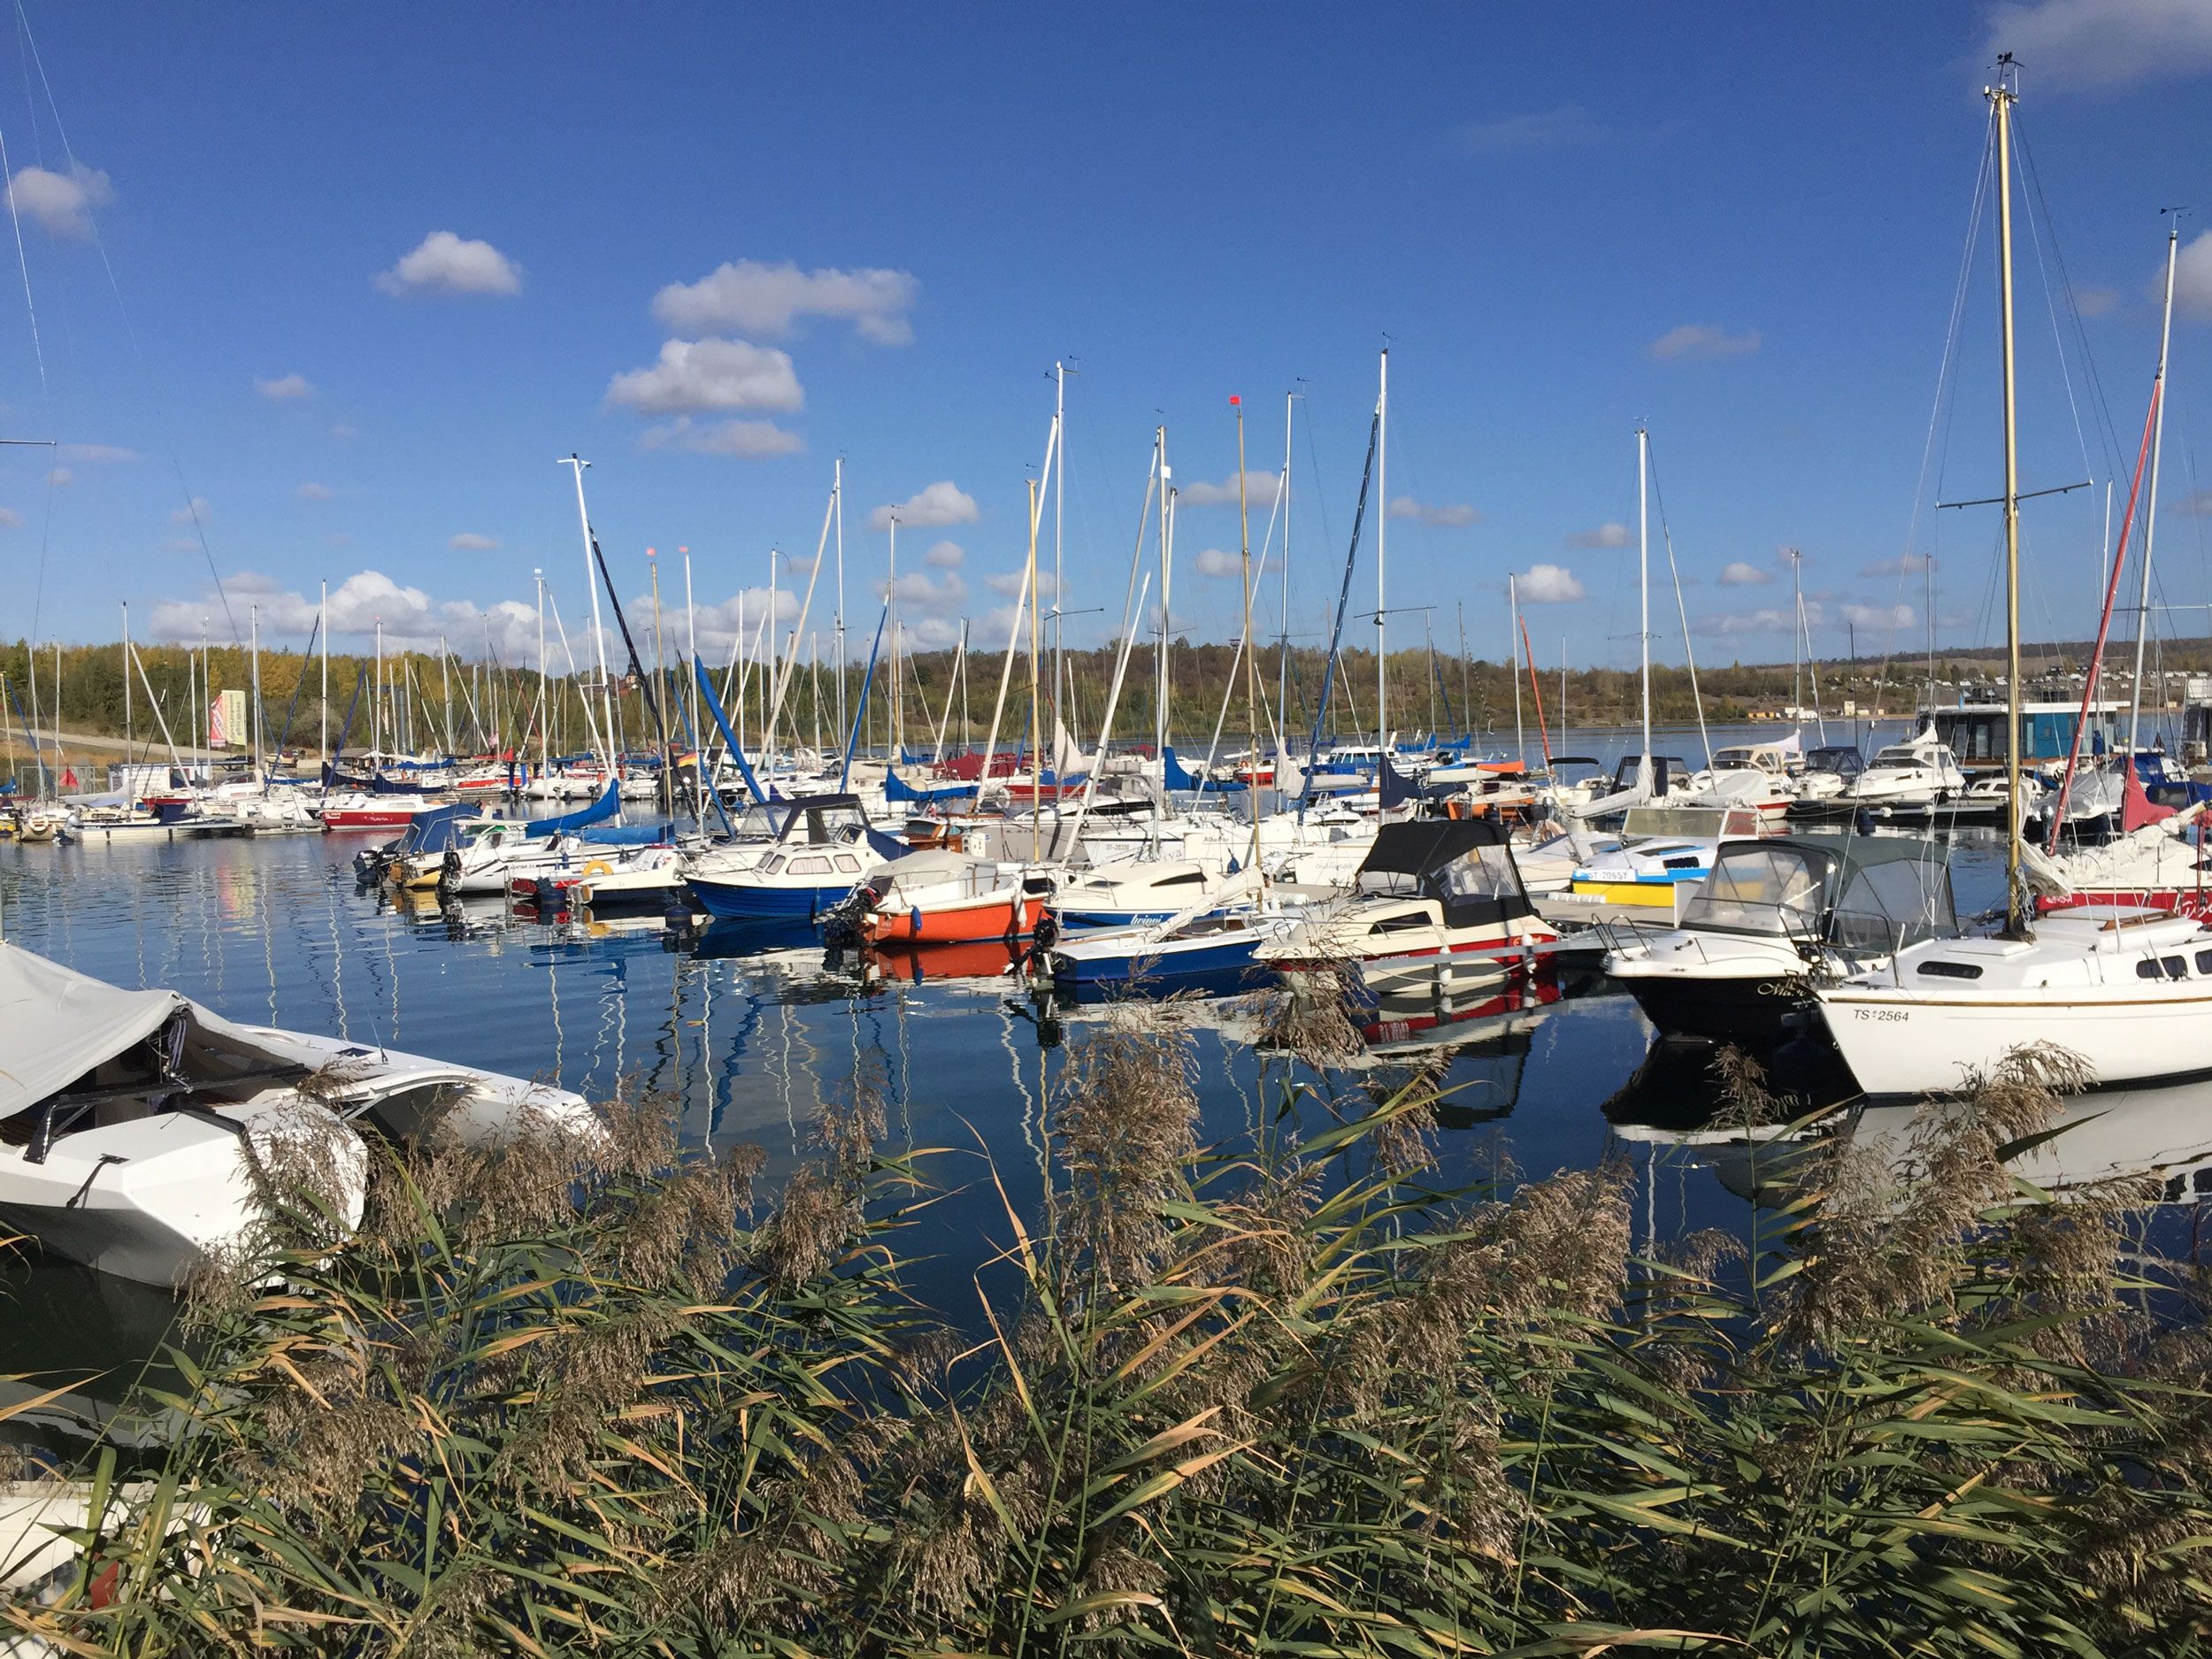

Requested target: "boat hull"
[
  {"left": 688, "top": 879, "right": 849, "bottom": 921},
  {"left": 862, "top": 893, "right": 1045, "bottom": 947},
  {"left": 1617, "top": 972, "right": 1807, "bottom": 1046},
  {"left": 1816, "top": 982, "right": 2212, "bottom": 1095}
]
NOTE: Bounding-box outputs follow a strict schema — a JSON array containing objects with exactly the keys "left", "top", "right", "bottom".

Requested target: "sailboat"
[{"left": 1813, "top": 68, "right": 2212, "bottom": 1096}]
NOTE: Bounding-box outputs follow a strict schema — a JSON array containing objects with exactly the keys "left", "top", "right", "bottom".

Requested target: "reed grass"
[{"left": 10, "top": 1012, "right": 2212, "bottom": 1656}]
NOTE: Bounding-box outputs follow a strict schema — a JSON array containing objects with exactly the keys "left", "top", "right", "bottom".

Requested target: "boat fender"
[
  {"left": 910, "top": 906, "right": 923, "bottom": 938},
  {"left": 582, "top": 859, "right": 612, "bottom": 880}
]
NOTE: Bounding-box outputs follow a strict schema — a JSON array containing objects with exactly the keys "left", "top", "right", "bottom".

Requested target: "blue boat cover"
[
  {"left": 864, "top": 826, "right": 910, "bottom": 863},
  {"left": 886, "top": 765, "right": 971, "bottom": 803},
  {"left": 524, "top": 780, "right": 620, "bottom": 835},
  {"left": 1160, "top": 747, "right": 1202, "bottom": 791},
  {"left": 580, "top": 822, "right": 669, "bottom": 846}
]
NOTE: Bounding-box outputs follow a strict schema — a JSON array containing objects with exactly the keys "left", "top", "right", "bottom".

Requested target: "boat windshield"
[
  {"left": 1427, "top": 843, "right": 1520, "bottom": 904},
  {"left": 1830, "top": 854, "right": 1958, "bottom": 951},
  {"left": 1870, "top": 746, "right": 1926, "bottom": 767},
  {"left": 1619, "top": 806, "right": 1731, "bottom": 841},
  {"left": 1680, "top": 845, "right": 1826, "bottom": 936},
  {"left": 1807, "top": 746, "right": 1863, "bottom": 778}
]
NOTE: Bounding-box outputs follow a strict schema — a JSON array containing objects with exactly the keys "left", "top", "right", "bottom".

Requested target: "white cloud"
[
  {"left": 1718, "top": 560, "right": 1770, "bottom": 587},
  {"left": 870, "top": 480, "right": 978, "bottom": 532},
  {"left": 46, "top": 467, "right": 70, "bottom": 488},
  {"left": 169, "top": 496, "right": 211, "bottom": 526},
  {"left": 1984, "top": 0, "right": 2212, "bottom": 89},
  {"left": 331, "top": 422, "right": 359, "bottom": 441},
  {"left": 1194, "top": 547, "right": 1242, "bottom": 578},
  {"left": 984, "top": 567, "right": 1057, "bottom": 598},
  {"left": 1178, "top": 469, "right": 1281, "bottom": 508},
  {"left": 2076, "top": 285, "right": 2119, "bottom": 316},
  {"left": 650, "top": 259, "right": 918, "bottom": 344},
  {"left": 924, "top": 539, "right": 964, "bottom": 569},
  {"left": 255, "top": 373, "right": 315, "bottom": 402},
  {"left": 375, "top": 231, "right": 523, "bottom": 297},
  {"left": 8, "top": 163, "right": 111, "bottom": 239},
  {"left": 59, "top": 442, "right": 138, "bottom": 464},
  {"left": 1386, "top": 495, "right": 1482, "bottom": 528},
  {"left": 605, "top": 337, "right": 803, "bottom": 416},
  {"left": 296, "top": 481, "right": 334, "bottom": 502},
  {"left": 2168, "top": 229, "right": 2212, "bottom": 318},
  {"left": 1648, "top": 323, "right": 1762, "bottom": 362},
  {"left": 2170, "top": 488, "right": 2212, "bottom": 517},
  {"left": 1516, "top": 563, "right": 1585, "bottom": 603},
  {"left": 1452, "top": 104, "right": 1601, "bottom": 156},
  {"left": 0, "top": 506, "right": 21, "bottom": 528},
  {"left": 1710, "top": 607, "right": 1797, "bottom": 636},
  {"left": 887, "top": 568, "right": 967, "bottom": 614},
  {"left": 1860, "top": 553, "right": 1930, "bottom": 577},
  {"left": 638, "top": 415, "right": 804, "bottom": 457},
  {"left": 1566, "top": 521, "right": 1630, "bottom": 549},
  {"left": 449, "top": 532, "right": 500, "bottom": 552},
  {"left": 1841, "top": 602, "right": 1914, "bottom": 630}
]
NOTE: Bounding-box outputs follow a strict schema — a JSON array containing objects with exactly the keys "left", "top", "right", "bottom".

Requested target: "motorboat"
[
  {"left": 0, "top": 941, "right": 595, "bottom": 1287},
  {"left": 232, "top": 790, "right": 322, "bottom": 833},
  {"left": 1255, "top": 818, "right": 1559, "bottom": 1002},
  {"left": 1538, "top": 804, "right": 1765, "bottom": 927},
  {"left": 1790, "top": 744, "right": 1865, "bottom": 806},
  {"left": 319, "top": 792, "right": 432, "bottom": 830},
  {"left": 528, "top": 844, "right": 688, "bottom": 911},
  {"left": 826, "top": 849, "right": 1055, "bottom": 947},
  {"left": 1686, "top": 742, "right": 1800, "bottom": 825},
  {"left": 683, "top": 794, "right": 904, "bottom": 921},
  {"left": 352, "top": 802, "right": 484, "bottom": 884},
  {"left": 1603, "top": 833, "right": 1956, "bottom": 1045},
  {"left": 1842, "top": 726, "right": 1967, "bottom": 810},
  {"left": 1043, "top": 867, "right": 1304, "bottom": 993},
  {"left": 1048, "top": 858, "right": 1229, "bottom": 929}
]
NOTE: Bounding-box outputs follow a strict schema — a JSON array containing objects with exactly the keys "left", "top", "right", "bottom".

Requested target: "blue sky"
[{"left": 6, "top": 0, "right": 2212, "bottom": 677}]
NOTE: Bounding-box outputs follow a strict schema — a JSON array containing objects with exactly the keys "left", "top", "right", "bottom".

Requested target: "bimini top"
[
  {"left": 1681, "top": 833, "right": 1958, "bottom": 948},
  {"left": 1356, "top": 817, "right": 1510, "bottom": 880}
]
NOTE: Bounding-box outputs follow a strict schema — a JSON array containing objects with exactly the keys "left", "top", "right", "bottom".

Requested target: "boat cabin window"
[
  {"left": 1870, "top": 746, "right": 1924, "bottom": 768},
  {"left": 1681, "top": 847, "right": 1824, "bottom": 935},
  {"left": 2196, "top": 949, "right": 2212, "bottom": 975},
  {"left": 1917, "top": 960, "right": 1982, "bottom": 979},
  {"left": 787, "top": 856, "right": 832, "bottom": 875},
  {"left": 1368, "top": 911, "right": 1430, "bottom": 934},
  {"left": 1807, "top": 747, "right": 1863, "bottom": 779},
  {"left": 1156, "top": 870, "right": 1205, "bottom": 887},
  {"left": 1619, "top": 806, "right": 1729, "bottom": 841},
  {"left": 2138, "top": 956, "right": 2189, "bottom": 980},
  {"left": 760, "top": 854, "right": 786, "bottom": 875},
  {"left": 1428, "top": 844, "right": 1517, "bottom": 903},
  {"left": 1662, "top": 855, "right": 1702, "bottom": 872},
  {"left": 833, "top": 855, "right": 862, "bottom": 873}
]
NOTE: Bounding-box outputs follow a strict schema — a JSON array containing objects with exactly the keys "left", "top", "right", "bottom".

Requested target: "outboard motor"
[{"left": 818, "top": 882, "right": 880, "bottom": 949}]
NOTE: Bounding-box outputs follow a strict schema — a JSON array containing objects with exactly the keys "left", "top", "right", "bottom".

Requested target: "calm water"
[{"left": 6, "top": 722, "right": 2204, "bottom": 1448}]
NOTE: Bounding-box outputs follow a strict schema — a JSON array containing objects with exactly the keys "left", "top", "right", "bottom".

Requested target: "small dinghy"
[
  {"left": 0, "top": 941, "right": 595, "bottom": 1288},
  {"left": 823, "top": 848, "right": 1052, "bottom": 948}
]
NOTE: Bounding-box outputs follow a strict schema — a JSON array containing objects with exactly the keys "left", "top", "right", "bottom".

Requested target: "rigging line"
[
  {"left": 2009, "top": 113, "right": 2105, "bottom": 496},
  {"left": 2012, "top": 108, "right": 2126, "bottom": 476},
  {"left": 1640, "top": 434, "right": 1710, "bottom": 765},
  {"left": 1870, "top": 106, "right": 1994, "bottom": 725}
]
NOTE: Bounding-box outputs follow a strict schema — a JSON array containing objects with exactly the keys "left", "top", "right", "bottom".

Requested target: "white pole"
[
  {"left": 250, "top": 604, "right": 263, "bottom": 778},
  {"left": 1376, "top": 347, "right": 1388, "bottom": 746},
  {"left": 1638, "top": 426, "right": 1652, "bottom": 793},
  {"left": 121, "top": 602, "right": 131, "bottom": 761},
  {"left": 1054, "top": 361, "right": 1066, "bottom": 749},
  {"left": 561, "top": 455, "right": 618, "bottom": 781},
  {"left": 1509, "top": 575, "right": 1524, "bottom": 766},
  {"left": 534, "top": 571, "right": 549, "bottom": 787},
  {"left": 319, "top": 579, "right": 327, "bottom": 767},
  {"left": 2129, "top": 224, "right": 2179, "bottom": 760},
  {"left": 833, "top": 457, "right": 847, "bottom": 760},
  {"left": 1280, "top": 391, "right": 1293, "bottom": 755}
]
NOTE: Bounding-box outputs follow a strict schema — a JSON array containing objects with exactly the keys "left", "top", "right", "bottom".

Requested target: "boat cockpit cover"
[
  {"left": 1356, "top": 819, "right": 1532, "bottom": 922},
  {"left": 1829, "top": 841, "right": 1958, "bottom": 952},
  {"left": 1681, "top": 841, "right": 1835, "bottom": 936},
  {"left": 772, "top": 795, "right": 869, "bottom": 846},
  {"left": 0, "top": 945, "right": 189, "bottom": 1123}
]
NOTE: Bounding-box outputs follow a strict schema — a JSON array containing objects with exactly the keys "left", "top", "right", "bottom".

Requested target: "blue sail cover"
[
  {"left": 580, "top": 821, "right": 670, "bottom": 846},
  {"left": 1161, "top": 747, "right": 1202, "bottom": 791},
  {"left": 524, "top": 780, "right": 620, "bottom": 835},
  {"left": 885, "top": 766, "right": 972, "bottom": 803}
]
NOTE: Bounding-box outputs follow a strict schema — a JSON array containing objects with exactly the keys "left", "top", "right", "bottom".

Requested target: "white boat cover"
[{"left": 0, "top": 943, "right": 296, "bottom": 1125}]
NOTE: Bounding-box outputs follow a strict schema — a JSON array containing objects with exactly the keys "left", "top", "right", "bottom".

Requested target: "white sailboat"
[{"left": 1814, "top": 70, "right": 2212, "bottom": 1096}]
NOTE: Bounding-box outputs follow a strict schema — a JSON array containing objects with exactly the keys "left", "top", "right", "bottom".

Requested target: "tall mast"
[
  {"left": 886, "top": 518, "right": 899, "bottom": 761},
  {"left": 121, "top": 602, "right": 131, "bottom": 762},
  {"left": 650, "top": 551, "right": 673, "bottom": 818},
  {"left": 1280, "top": 390, "right": 1294, "bottom": 756},
  {"left": 1025, "top": 477, "right": 1042, "bottom": 861},
  {"left": 1509, "top": 575, "right": 1524, "bottom": 766},
  {"left": 766, "top": 546, "right": 780, "bottom": 767},
  {"left": 1376, "top": 347, "right": 1388, "bottom": 745},
  {"left": 833, "top": 457, "right": 847, "bottom": 762},
  {"left": 1993, "top": 69, "right": 2026, "bottom": 936},
  {"left": 440, "top": 635, "right": 453, "bottom": 756},
  {"left": 2128, "top": 220, "right": 2179, "bottom": 760},
  {"left": 373, "top": 618, "right": 384, "bottom": 759},
  {"left": 318, "top": 580, "right": 328, "bottom": 766},
  {"left": 250, "top": 604, "right": 264, "bottom": 776},
  {"left": 682, "top": 547, "right": 698, "bottom": 778},
  {"left": 1236, "top": 396, "right": 1260, "bottom": 864},
  {"left": 1054, "top": 361, "right": 1066, "bottom": 748},
  {"left": 1637, "top": 426, "right": 1652, "bottom": 787},
  {"left": 561, "top": 454, "right": 618, "bottom": 781},
  {"left": 1152, "top": 426, "right": 1170, "bottom": 791},
  {"left": 535, "top": 570, "right": 549, "bottom": 787}
]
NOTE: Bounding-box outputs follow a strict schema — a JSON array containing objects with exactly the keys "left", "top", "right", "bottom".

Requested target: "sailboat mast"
[
  {"left": 1509, "top": 575, "right": 1524, "bottom": 766},
  {"left": 1993, "top": 72, "right": 2026, "bottom": 935},
  {"left": 887, "top": 519, "right": 899, "bottom": 763},
  {"left": 121, "top": 602, "right": 131, "bottom": 761},
  {"left": 1376, "top": 348, "right": 1388, "bottom": 745},
  {"left": 2127, "top": 222, "right": 2179, "bottom": 760},
  {"left": 1637, "top": 426, "right": 1652, "bottom": 782},
  {"left": 1025, "top": 477, "right": 1042, "bottom": 861},
  {"left": 1280, "top": 391, "right": 1293, "bottom": 756},
  {"left": 1153, "top": 426, "right": 1169, "bottom": 788},
  {"left": 1236, "top": 396, "right": 1260, "bottom": 864},
  {"left": 535, "top": 571, "right": 549, "bottom": 787},
  {"left": 319, "top": 580, "right": 327, "bottom": 767},
  {"left": 250, "top": 604, "right": 264, "bottom": 776},
  {"left": 562, "top": 455, "right": 618, "bottom": 783},
  {"left": 1054, "top": 361, "right": 1066, "bottom": 749}
]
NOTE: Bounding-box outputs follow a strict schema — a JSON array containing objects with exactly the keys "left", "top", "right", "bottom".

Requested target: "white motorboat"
[
  {"left": 1603, "top": 833, "right": 1956, "bottom": 1044},
  {"left": 1255, "top": 818, "right": 1559, "bottom": 1002},
  {"left": 0, "top": 941, "right": 595, "bottom": 1287},
  {"left": 1686, "top": 742, "right": 1800, "bottom": 825},
  {"left": 1843, "top": 726, "right": 1967, "bottom": 810}
]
